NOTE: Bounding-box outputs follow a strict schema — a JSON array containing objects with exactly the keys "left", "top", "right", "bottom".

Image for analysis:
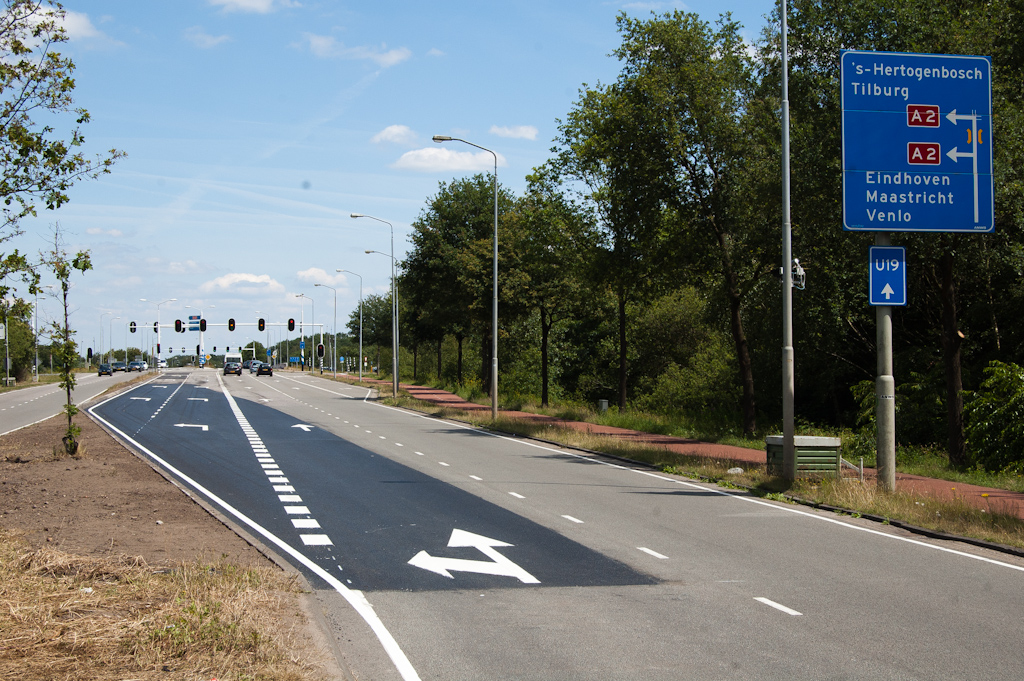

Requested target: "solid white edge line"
[
  {"left": 368, "top": 401, "right": 1024, "bottom": 574},
  {"left": 755, "top": 597, "right": 803, "bottom": 616},
  {"left": 87, "top": 380, "right": 422, "bottom": 681}
]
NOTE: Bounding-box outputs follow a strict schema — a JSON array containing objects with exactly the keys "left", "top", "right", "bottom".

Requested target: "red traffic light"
[
  {"left": 316, "top": 343, "right": 325, "bottom": 358},
  {"left": 199, "top": 319, "right": 207, "bottom": 332},
  {"left": 288, "top": 318, "right": 295, "bottom": 331},
  {"left": 174, "top": 319, "right": 182, "bottom": 333}
]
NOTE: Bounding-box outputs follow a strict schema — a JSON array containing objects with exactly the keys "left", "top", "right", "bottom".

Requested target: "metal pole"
[
  {"left": 781, "top": 0, "right": 797, "bottom": 481},
  {"left": 876, "top": 232, "right": 896, "bottom": 491},
  {"left": 33, "top": 293, "right": 39, "bottom": 381}
]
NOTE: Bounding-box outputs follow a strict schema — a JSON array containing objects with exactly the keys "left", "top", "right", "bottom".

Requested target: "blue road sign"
[
  {"left": 289, "top": 356, "right": 301, "bottom": 363},
  {"left": 188, "top": 326, "right": 200, "bottom": 332},
  {"left": 842, "top": 50, "right": 993, "bottom": 233},
  {"left": 869, "top": 246, "right": 907, "bottom": 306},
  {"left": 300, "top": 340, "right": 305, "bottom": 350}
]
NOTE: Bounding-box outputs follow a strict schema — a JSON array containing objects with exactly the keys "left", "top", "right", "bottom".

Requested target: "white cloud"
[
  {"left": 86, "top": 227, "right": 123, "bottom": 237},
  {"left": 371, "top": 125, "right": 416, "bottom": 145},
  {"left": 490, "top": 125, "right": 538, "bottom": 140},
  {"left": 296, "top": 267, "right": 348, "bottom": 287},
  {"left": 168, "top": 260, "right": 203, "bottom": 275},
  {"left": 427, "top": 48, "right": 444, "bottom": 57},
  {"left": 300, "top": 34, "right": 411, "bottom": 68},
  {"left": 199, "top": 273, "right": 284, "bottom": 294},
  {"left": 392, "top": 147, "right": 507, "bottom": 172},
  {"left": 60, "top": 11, "right": 103, "bottom": 39},
  {"left": 184, "top": 26, "right": 231, "bottom": 49},
  {"left": 208, "top": 0, "right": 299, "bottom": 13}
]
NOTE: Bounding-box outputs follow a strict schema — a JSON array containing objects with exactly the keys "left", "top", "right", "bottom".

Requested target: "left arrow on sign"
[
  {"left": 174, "top": 424, "right": 209, "bottom": 431},
  {"left": 408, "top": 529, "right": 540, "bottom": 584},
  {"left": 291, "top": 424, "right": 314, "bottom": 432}
]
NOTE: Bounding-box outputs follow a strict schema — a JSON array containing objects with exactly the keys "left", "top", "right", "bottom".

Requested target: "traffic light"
[
  {"left": 213, "top": 346, "right": 217, "bottom": 353},
  {"left": 87, "top": 348, "right": 92, "bottom": 360},
  {"left": 154, "top": 321, "right": 158, "bottom": 333},
  {"left": 228, "top": 318, "right": 235, "bottom": 331},
  {"left": 316, "top": 343, "right": 325, "bottom": 358},
  {"left": 156, "top": 343, "right": 161, "bottom": 354},
  {"left": 288, "top": 318, "right": 295, "bottom": 331},
  {"left": 196, "top": 345, "right": 200, "bottom": 355},
  {"left": 130, "top": 321, "right": 136, "bottom": 333},
  {"left": 175, "top": 319, "right": 182, "bottom": 332},
  {"left": 258, "top": 318, "right": 265, "bottom": 332},
  {"left": 199, "top": 319, "right": 207, "bottom": 332}
]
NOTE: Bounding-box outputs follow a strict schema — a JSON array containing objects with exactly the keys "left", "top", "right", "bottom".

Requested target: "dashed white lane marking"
[
  {"left": 438, "top": 462, "right": 450, "bottom": 467},
  {"left": 301, "top": 534, "right": 333, "bottom": 546},
  {"left": 637, "top": 547, "right": 669, "bottom": 560},
  {"left": 274, "top": 485, "right": 295, "bottom": 492},
  {"left": 292, "top": 518, "right": 321, "bottom": 529},
  {"left": 279, "top": 494, "right": 303, "bottom": 502},
  {"left": 755, "top": 597, "right": 802, "bottom": 616},
  {"left": 469, "top": 475, "right": 482, "bottom": 481},
  {"left": 562, "top": 515, "right": 584, "bottom": 524},
  {"left": 284, "top": 505, "right": 311, "bottom": 514},
  {"left": 415, "top": 451, "right": 424, "bottom": 456},
  {"left": 509, "top": 492, "right": 525, "bottom": 499},
  {"left": 395, "top": 443, "right": 404, "bottom": 447}
]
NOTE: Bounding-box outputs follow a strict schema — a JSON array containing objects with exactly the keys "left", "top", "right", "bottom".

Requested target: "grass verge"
[{"left": 0, "top": 529, "right": 319, "bottom": 680}]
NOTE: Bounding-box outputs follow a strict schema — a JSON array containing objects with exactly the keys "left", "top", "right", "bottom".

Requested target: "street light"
[
  {"left": 34, "top": 285, "right": 53, "bottom": 381},
  {"left": 109, "top": 316, "right": 121, "bottom": 365},
  {"left": 141, "top": 298, "right": 177, "bottom": 368},
  {"left": 295, "top": 294, "right": 313, "bottom": 371},
  {"left": 432, "top": 134, "right": 500, "bottom": 418},
  {"left": 337, "top": 269, "right": 363, "bottom": 382},
  {"left": 363, "top": 246, "right": 400, "bottom": 397},
  {"left": 99, "top": 311, "right": 112, "bottom": 363},
  {"left": 314, "top": 283, "right": 337, "bottom": 379},
  {"left": 351, "top": 213, "right": 399, "bottom": 398}
]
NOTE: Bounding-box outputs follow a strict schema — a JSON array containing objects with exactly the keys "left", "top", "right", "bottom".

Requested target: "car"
[
  {"left": 157, "top": 359, "right": 167, "bottom": 369},
  {"left": 241, "top": 359, "right": 254, "bottom": 370},
  {"left": 98, "top": 363, "right": 112, "bottom": 376},
  {"left": 223, "top": 362, "right": 242, "bottom": 375},
  {"left": 256, "top": 363, "right": 273, "bottom": 377},
  {"left": 128, "top": 361, "right": 145, "bottom": 372},
  {"left": 111, "top": 361, "right": 127, "bottom": 372},
  {"left": 249, "top": 361, "right": 262, "bottom": 373}
]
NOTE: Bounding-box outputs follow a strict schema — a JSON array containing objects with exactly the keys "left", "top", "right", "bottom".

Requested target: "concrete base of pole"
[
  {"left": 782, "top": 345, "right": 796, "bottom": 481},
  {"left": 876, "top": 373, "right": 896, "bottom": 491}
]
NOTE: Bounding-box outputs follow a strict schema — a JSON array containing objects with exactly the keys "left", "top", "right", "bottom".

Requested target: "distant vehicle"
[
  {"left": 225, "top": 351, "right": 242, "bottom": 367},
  {"left": 249, "top": 361, "right": 262, "bottom": 373},
  {"left": 257, "top": 363, "right": 273, "bottom": 377},
  {"left": 241, "top": 359, "right": 254, "bottom": 370},
  {"left": 98, "top": 363, "right": 112, "bottom": 376},
  {"left": 128, "top": 361, "right": 145, "bottom": 372},
  {"left": 111, "top": 361, "right": 127, "bottom": 372},
  {"left": 157, "top": 359, "right": 167, "bottom": 368},
  {"left": 224, "top": 362, "right": 242, "bottom": 376}
]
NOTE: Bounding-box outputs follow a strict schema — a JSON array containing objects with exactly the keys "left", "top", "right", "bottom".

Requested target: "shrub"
[{"left": 965, "top": 361, "right": 1024, "bottom": 473}]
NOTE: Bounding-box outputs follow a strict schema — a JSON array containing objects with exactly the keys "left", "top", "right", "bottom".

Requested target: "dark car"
[
  {"left": 98, "top": 363, "right": 112, "bottom": 376},
  {"left": 128, "top": 361, "right": 145, "bottom": 372},
  {"left": 224, "top": 362, "right": 242, "bottom": 376},
  {"left": 111, "top": 361, "right": 127, "bottom": 372},
  {"left": 256, "top": 363, "right": 273, "bottom": 377}
]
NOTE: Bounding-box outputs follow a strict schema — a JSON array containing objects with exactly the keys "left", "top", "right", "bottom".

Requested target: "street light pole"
[
  {"left": 99, "top": 312, "right": 111, "bottom": 364},
  {"left": 314, "top": 283, "right": 337, "bottom": 378},
  {"left": 780, "top": 1, "right": 796, "bottom": 481},
  {"left": 109, "top": 316, "right": 120, "bottom": 365},
  {"left": 432, "top": 135, "right": 500, "bottom": 419},
  {"left": 337, "top": 269, "right": 363, "bottom": 382},
  {"left": 141, "top": 298, "right": 177, "bottom": 369},
  {"left": 351, "top": 214, "right": 399, "bottom": 398},
  {"left": 295, "top": 294, "right": 310, "bottom": 371}
]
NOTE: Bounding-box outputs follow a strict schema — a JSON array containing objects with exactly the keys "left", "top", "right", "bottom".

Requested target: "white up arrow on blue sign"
[{"left": 869, "top": 246, "right": 907, "bottom": 306}]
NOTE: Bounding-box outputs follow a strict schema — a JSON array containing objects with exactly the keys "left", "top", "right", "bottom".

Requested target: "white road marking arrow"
[
  {"left": 408, "top": 529, "right": 539, "bottom": 584},
  {"left": 187, "top": 398, "right": 209, "bottom": 402},
  {"left": 130, "top": 397, "right": 151, "bottom": 401},
  {"left": 945, "top": 146, "right": 975, "bottom": 162},
  {"left": 292, "top": 424, "right": 314, "bottom": 432},
  {"left": 881, "top": 283, "right": 895, "bottom": 300},
  {"left": 174, "top": 424, "right": 209, "bottom": 431}
]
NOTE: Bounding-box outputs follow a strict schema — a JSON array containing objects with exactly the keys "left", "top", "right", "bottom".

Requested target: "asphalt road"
[
  {"left": 89, "top": 369, "right": 1024, "bottom": 681},
  {"left": 0, "top": 369, "right": 142, "bottom": 436}
]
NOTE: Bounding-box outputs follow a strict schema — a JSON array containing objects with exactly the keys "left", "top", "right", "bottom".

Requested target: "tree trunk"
[
  {"left": 716, "top": 234, "right": 755, "bottom": 436},
  {"left": 413, "top": 342, "right": 418, "bottom": 380},
  {"left": 481, "top": 328, "right": 492, "bottom": 397},
  {"left": 617, "top": 284, "right": 628, "bottom": 410},
  {"left": 456, "top": 334, "right": 464, "bottom": 386},
  {"left": 540, "top": 307, "right": 552, "bottom": 407},
  {"left": 940, "top": 247, "right": 967, "bottom": 468}
]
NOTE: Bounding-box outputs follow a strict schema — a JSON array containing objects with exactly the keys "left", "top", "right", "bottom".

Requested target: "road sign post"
[{"left": 843, "top": 50, "right": 992, "bottom": 490}]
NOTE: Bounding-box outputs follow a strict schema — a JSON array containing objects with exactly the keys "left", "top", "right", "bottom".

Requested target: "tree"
[
  {"left": 0, "top": 1, "right": 122, "bottom": 245},
  {"left": 507, "top": 169, "right": 598, "bottom": 406},
  {"left": 347, "top": 293, "right": 392, "bottom": 376},
  {"left": 41, "top": 225, "right": 89, "bottom": 456}
]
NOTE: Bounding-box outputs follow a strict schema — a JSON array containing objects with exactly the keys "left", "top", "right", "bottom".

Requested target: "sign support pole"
[
  {"left": 780, "top": 0, "right": 796, "bottom": 481},
  {"left": 875, "top": 232, "right": 896, "bottom": 491}
]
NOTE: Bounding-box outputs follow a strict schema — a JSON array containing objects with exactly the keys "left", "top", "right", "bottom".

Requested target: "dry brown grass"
[{"left": 0, "top": 529, "right": 320, "bottom": 681}]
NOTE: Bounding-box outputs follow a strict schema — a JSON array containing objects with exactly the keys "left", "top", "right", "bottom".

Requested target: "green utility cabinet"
[{"left": 765, "top": 435, "right": 842, "bottom": 477}]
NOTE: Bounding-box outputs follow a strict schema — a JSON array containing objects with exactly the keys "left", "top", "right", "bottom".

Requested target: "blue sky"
[{"left": 8, "top": 0, "right": 773, "bottom": 359}]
